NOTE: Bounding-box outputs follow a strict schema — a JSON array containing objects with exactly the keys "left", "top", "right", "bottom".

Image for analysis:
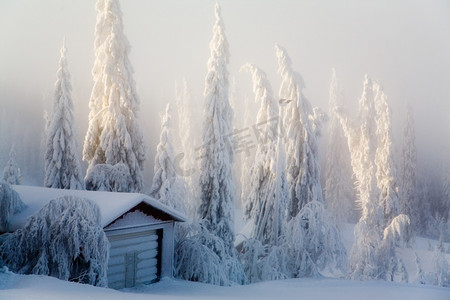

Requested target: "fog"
[{"left": 0, "top": 0, "right": 449, "bottom": 187}]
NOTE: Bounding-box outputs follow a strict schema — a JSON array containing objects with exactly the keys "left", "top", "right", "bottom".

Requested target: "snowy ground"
[{"left": 1, "top": 271, "right": 449, "bottom": 300}]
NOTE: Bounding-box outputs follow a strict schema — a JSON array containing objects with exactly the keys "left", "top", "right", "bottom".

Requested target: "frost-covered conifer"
[
  {"left": 336, "top": 75, "right": 379, "bottom": 226},
  {"left": 373, "top": 82, "right": 400, "bottom": 227},
  {"left": 176, "top": 4, "right": 246, "bottom": 286},
  {"left": 336, "top": 75, "right": 383, "bottom": 279},
  {"left": 0, "top": 196, "right": 109, "bottom": 287},
  {"left": 275, "top": 45, "right": 325, "bottom": 218},
  {"left": 338, "top": 76, "right": 411, "bottom": 280},
  {"left": 198, "top": 3, "right": 235, "bottom": 254},
  {"left": 399, "top": 105, "right": 421, "bottom": 232},
  {"left": 324, "top": 69, "right": 355, "bottom": 227},
  {"left": 175, "top": 220, "right": 247, "bottom": 286},
  {"left": 241, "top": 63, "right": 284, "bottom": 246},
  {"left": 2, "top": 145, "right": 22, "bottom": 185},
  {"left": 0, "top": 181, "right": 25, "bottom": 232},
  {"left": 175, "top": 79, "right": 198, "bottom": 217},
  {"left": 238, "top": 64, "right": 291, "bottom": 282},
  {"left": 83, "top": 0, "right": 146, "bottom": 192},
  {"left": 44, "top": 43, "right": 84, "bottom": 190},
  {"left": 150, "top": 104, "right": 186, "bottom": 214},
  {"left": 274, "top": 46, "right": 345, "bottom": 278}
]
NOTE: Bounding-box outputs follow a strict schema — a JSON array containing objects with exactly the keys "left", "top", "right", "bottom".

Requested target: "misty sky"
[{"left": 0, "top": 0, "right": 449, "bottom": 185}]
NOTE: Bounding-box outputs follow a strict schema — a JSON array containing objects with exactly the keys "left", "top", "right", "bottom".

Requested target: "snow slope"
[{"left": 0, "top": 271, "right": 449, "bottom": 300}]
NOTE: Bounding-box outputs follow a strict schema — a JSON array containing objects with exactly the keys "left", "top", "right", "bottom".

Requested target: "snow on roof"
[{"left": 9, "top": 185, "right": 186, "bottom": 231}]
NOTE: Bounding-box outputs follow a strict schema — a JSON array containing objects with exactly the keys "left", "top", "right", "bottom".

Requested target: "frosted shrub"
[
  {"left": 0, "top": 181, "right": 25, "bottom": 232},
  {"left": 414, "top": 252, "right": 426, "bottom": 284},
  {"left": 239, "top": 238, "right": 266, "bottom": 282},
  {"left": 240, "top": 238, "right": 289, "bottom": 283},
  {"left": 431, "top": 247, "right": 450, "bottom": 287},
  {"left": 174, "top": 220, "right": 247, "bottom": 286},
  {"left": 2, "top": 146, "right": 21, "bottom": 185},
  {"left": 285, "top": 201, "right": 347, "bottom": 278},
  {"left": 0, "top": 196, "right": 109, "bottom": 287}
]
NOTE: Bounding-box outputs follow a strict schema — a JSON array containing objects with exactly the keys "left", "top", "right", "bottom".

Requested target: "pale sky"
[{"left": 0, "top": 0, "right": 449, "bottom": 184}]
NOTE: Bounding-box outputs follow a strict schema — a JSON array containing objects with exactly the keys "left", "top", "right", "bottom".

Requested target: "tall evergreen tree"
[
  {"left": 275, "top": 46, "right": 346, "bottom": 278},
  {"left": 83, "top": 0, "right": 146, "bottom": 192},
  {"left": 241, "top": 63, "right": 284, "bottom": 246},
  {"left": 150, "top": 104, "right": 186, "bottom": 214},
  {"left": 336, "top": 75, "right": 382, "bottom": 279},
  {"left": 373, "top": 82, "right": 400, "bottom": 227},
  {"left": 399, "top": 105, "right": 420, "bottom": 232},
  {"left": 2, "top": 145, "right": 21, "bottom": 185},
  {"left": 276, "top": 44, "right": 325, "bottom": 218},
  {"left": 337, "top": 76, "right": 409, "bottom": 280},
  {"left": 198, "top": 3, "right": 235, "bottom": 254},
  {"left": 324, "top": 69, "right": 355, "bottom": 227},
  {"left": 44, "top": 42, "right": 84, "bottom": 190},
  {"left": 175, "top": 4, "right": 246, "bottom": 286},
  {"left": 175, "top": 79, "right": 197, "bottom": 217}
]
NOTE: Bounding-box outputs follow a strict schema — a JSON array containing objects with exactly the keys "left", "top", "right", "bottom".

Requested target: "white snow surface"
[
  {"left": 9, "top": 185, "right": 186, "bottom": 230},
  {"left": 0, "top": 272, "right": 448, "bottom": 300}
]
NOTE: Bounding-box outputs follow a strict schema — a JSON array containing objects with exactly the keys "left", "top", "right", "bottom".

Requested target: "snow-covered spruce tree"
[
  {"left": 2, "top": 145, "right": 22, "bottom": 185},
  {"left": 0, "top": 181, "right": 25, "bottom": 232},
  {"left": 275, "top": 45, "right": 346, "bottom": 278},
  {"left": 399, "top": 105, "right": 421, "bottom": 233},
  {"left": 176, "top": 4, "right": 246, "bottom": 286},
  {"left": 150, "top": 103, "right": 186, "bottom": 214},
  {"left": 175, "top": 79, "right": 198, "bottom": 217},
  {"left": 198, "top": 3, "right": 235, "bottom": 255},
  {"left": 324, "top": 69, "right": 355, "bottom": 228},
  {"left": 337, "top": 76, "right": 410, "bottom": 280},
  {"left": 238, "top": 64, "right": 290, "bottom": 282},
  {"left": 83, "top": 0, "right": 146, "bottom": 192},
  {"left": 44, "top": 42, "right": 84, "bottom": 190},
  {"left": 0, "top": 196, "right": 109, "bottom": 287},
  {"left": 373, "top": 82, "right": 400, "bottom": 228},
  {"left": 275, "top": 45, "right": 326, "bottom": 218},
  {"left": 373, "top": 83, "right": 412, "bottom": 280},
  {"left": 241, "top": 102, "right": 291, "bottom": 282},
  {"left": 241, "top": 63, "right": 282, "bottom": 245},
  {"left": 336, "top": 75, "right": 383, "bottom": 279}
]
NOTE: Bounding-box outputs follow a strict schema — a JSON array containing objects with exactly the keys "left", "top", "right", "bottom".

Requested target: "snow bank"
[{"left": 0, "top": 272, "right": 449, "bottom": 300}]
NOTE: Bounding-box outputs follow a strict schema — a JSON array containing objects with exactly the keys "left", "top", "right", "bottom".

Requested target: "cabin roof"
[{"left": 9, "top": 185, "right": 186, "bottom": 231}]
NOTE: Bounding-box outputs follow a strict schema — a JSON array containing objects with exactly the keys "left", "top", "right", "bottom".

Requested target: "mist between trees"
[{"left": 173, "top": 114, "right": 295, "bottom": 178}]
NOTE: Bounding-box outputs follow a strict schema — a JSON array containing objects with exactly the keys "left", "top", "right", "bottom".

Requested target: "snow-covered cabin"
[{"left": 5, "top": 185, "right": 186, "bottom": 289}]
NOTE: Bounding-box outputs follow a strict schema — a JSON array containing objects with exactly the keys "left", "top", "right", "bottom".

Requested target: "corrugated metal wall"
[{"left": 107, "top": 229, "right": 162, "bottom": 289}]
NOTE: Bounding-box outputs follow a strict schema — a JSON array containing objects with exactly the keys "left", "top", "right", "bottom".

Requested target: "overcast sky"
[{"left": 0, "top": 0, "right": 449, "bottom": 184}]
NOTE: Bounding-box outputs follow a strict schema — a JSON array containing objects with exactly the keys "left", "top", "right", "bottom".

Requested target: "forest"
[{"left": 0, "top": 0, "right": 449, "bottom": 290}]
